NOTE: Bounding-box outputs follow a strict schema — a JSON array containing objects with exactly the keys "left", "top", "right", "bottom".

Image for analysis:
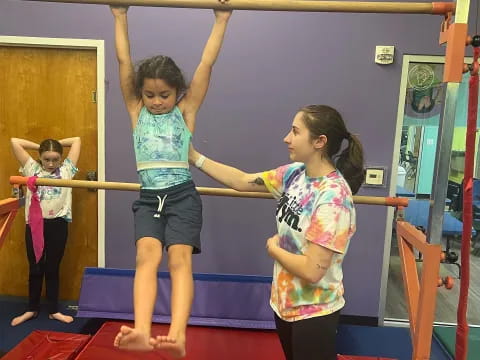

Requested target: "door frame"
[{"left": 0, "top": 35, "right": 106, "bottom": 267}]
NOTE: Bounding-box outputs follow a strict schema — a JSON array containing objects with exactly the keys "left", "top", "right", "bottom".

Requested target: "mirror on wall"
[
  {"left": 386, "top": 56, "right": 480, "bottom": 326},
  {"left": 397, "top": 62, "right": 444, "bottom": 197}
]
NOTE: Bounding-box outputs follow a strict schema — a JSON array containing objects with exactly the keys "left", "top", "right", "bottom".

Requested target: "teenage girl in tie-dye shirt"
[
  {"left": 190, "top": 105, "right": 364, "bottom": 360},
  {"left": 262, "top": 162, "right": 355, "bottom": 322}
]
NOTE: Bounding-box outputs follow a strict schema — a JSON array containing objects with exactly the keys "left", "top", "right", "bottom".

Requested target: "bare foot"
[
  {"left": 11, "top": 311, "right": 38, "bottom": 326},
  {"left": 114, "top": 325, "right": 153, "bottom": 351},
  {"left": 48, "top": 312, "right": 74, "bottom": 323},
  {"left": 151, "top": 333, "right": 186, "bottom": 358}
]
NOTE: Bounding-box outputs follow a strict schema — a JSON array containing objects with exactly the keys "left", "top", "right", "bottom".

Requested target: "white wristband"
[{"left": 195, "top": 155, "right": 206, "bottom": 169}]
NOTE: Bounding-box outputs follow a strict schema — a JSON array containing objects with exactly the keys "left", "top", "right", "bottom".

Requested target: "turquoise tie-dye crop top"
[{"left": 133, "top": 106, "right": 192, "bottom": 189}]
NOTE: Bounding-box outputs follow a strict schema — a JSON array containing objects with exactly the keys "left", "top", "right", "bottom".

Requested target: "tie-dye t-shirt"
[
  {"left": 261, "top": 162, "right": 356, "bottom": 322},
  {"left": 21, "top": 157, "right": 78, "bottom": 222}
]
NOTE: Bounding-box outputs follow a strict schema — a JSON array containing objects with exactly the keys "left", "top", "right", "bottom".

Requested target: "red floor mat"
[
  {"left": 75, "top": 321, "right": 397, "bottom": 360},
  {"left": 3, "top": 330, "right": 90, "bottom": 360},
  {"left": 75, "top": 321, "right": 284, "bottom": 360}
]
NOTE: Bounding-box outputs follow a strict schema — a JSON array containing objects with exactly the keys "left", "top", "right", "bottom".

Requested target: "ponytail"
[{"left": 335, "top": 134, "right": 365, "bottom": 194}]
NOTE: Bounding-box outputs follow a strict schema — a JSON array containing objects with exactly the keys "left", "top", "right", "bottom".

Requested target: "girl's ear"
[{"left": 313, "top": 134, "right": 327, "bottom": 150}]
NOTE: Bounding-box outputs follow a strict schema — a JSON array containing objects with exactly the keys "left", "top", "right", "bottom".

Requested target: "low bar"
[
  {"left": 25, "top": 0, "right": 455, "bottom": 15},
  {"left": 10, "top": 176, "right": 409, "bottom": 207}
]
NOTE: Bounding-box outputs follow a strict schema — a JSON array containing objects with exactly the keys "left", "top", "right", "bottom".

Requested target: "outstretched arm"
[
  {"left": 189, "top": 146, "right": 268, "bottom": 193},
  {"left": 111, "top": 6, "right": 141, "bottom": 124},
  {"left": 59, "top": 137, "right": 81, "bottom": 166},
  {"left": 180, "top": 7, "right": 232, "bottom": 132},
  {"left": 10, "top": 138, "right": 38, "bottom": 167}
]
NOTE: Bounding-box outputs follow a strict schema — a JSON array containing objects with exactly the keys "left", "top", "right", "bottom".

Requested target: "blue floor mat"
[
  {"left": 0, "top": 296, "right": 89, "bottom": 353},
  {"left": 337, "top": 324, "right": 452, "bottom": 360}
]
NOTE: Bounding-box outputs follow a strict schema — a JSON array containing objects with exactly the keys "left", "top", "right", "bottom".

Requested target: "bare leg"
[
  {"left": 152, "top": 244, "right": 193, "bottom": 358},
  {"left": 114, "top": 237, "right": 162, "bottom": 351}
]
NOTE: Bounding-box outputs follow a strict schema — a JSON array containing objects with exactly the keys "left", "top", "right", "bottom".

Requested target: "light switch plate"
[
  {"left": 375, "top": 46, "right": 395, "bottom": 64},
  {"left": 364, "top": 167, "right": 387, "bottom": 187}
]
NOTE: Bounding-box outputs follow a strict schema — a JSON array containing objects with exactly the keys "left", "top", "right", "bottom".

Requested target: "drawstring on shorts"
[{"left": 154, "top": 194, "right": 167, "bottom": 218}]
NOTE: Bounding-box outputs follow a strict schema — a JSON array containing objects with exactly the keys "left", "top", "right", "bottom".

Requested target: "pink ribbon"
[{"left": 27, "top": 176, "right": 44, "bottom": 263}]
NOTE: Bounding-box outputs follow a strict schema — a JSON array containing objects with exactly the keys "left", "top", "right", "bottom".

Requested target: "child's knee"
[
  {"left": 136, "top": 238, "right": 162, "bottom": 267},
  {"left": 167, "top": 247, "right": 192, "bottom": 272},
  {"left": 136, "top": 251, "right": 161, "bottom": 268}
]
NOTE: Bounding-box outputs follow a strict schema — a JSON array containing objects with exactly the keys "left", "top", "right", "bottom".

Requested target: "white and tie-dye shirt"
[
  {"left": 21, "top": 157, "right": 78, "bottom": 222},
  {"left": 262, "top": 162, "right": 356, "bottom": 322}
]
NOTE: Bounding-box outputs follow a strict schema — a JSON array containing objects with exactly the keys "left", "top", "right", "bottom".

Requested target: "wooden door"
[{"left": 0, "top": 45, "right": 98, "bottom": 301}]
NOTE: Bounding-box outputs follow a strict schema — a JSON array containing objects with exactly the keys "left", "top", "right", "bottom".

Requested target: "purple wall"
[{"left": 2, "top": 0, "right": 479, "bottom": 318}]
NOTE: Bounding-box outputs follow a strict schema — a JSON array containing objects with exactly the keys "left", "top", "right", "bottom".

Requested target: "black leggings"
[
  {"left": 25, "top": 218, "right": 68, "bottom": 314},
  {"left": 274, "top": 310, "right": 340, "bottom": 360}
]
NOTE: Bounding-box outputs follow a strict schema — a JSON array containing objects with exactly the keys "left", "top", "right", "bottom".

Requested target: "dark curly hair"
[{"left": 135, "top": 55, "right": 187, "bottom": 99}]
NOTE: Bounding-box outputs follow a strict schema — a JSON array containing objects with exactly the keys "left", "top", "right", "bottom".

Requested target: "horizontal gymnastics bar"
[
  {"left": 10, "top": 176, "right": 409, "bottom": 207},
  {"left": 24, "top": 0, "right": 455, "bottom": 15}
]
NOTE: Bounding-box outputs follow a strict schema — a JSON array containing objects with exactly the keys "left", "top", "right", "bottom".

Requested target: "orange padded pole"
[{"left": 431, "top": 2, "right": 455, "bottom": 15}]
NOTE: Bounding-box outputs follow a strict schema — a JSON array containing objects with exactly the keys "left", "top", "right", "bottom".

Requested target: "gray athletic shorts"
[{"left": 133, "top": 181, "right": 202, "bottom": 254}]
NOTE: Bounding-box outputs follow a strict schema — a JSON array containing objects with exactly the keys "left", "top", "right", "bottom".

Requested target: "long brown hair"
[
  {"left": 38, "top": 139, "right": 63, "bottom": 156},
  {"left": 300, "top": 105, "right": 365, "bottom": 194}
]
